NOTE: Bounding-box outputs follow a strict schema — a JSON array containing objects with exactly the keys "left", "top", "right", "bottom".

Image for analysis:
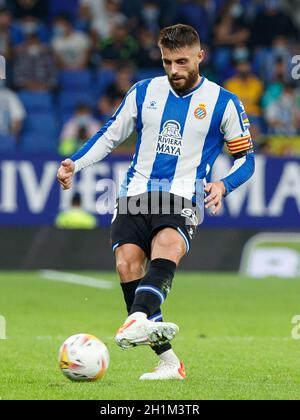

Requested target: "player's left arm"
[
  {"left": 205, "top": 96, "right": 255, "bottom": 215},
  {"left": 57, "top": 84, "right": 138, "bottom": 190}
]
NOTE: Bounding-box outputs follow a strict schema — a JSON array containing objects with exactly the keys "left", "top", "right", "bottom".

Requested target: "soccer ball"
[{"left": 58, "top": 334, "right": 109, "bottom": 382}]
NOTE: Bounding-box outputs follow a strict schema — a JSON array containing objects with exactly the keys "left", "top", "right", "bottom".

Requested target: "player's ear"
[{"left": 198, "top": 49, "right": 205, "bottom": 64}]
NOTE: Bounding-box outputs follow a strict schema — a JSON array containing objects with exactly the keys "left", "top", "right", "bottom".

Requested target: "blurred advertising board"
[{"left": 0, "top": 154, "right": 299, "bottom": 227}]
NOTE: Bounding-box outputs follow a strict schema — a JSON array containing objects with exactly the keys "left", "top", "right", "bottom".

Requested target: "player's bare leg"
[
  {"left": 116, "top": 244, "right": 147, "bottom": 284},
  {"left": 151, "top": 227, "right": 186, "bottom": 264}
]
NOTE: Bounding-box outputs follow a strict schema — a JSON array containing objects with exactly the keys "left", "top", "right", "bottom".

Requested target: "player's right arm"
[{"left": 57, "top": 85, "right": 138, "bottom": 190}]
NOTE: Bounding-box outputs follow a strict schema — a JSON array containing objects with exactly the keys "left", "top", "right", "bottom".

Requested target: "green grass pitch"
[{"left": 0, "top": 271, "right": 300, "bottom": 400}]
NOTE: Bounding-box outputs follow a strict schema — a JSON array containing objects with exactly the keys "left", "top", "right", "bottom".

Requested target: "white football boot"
[
  {"left": 139, "top": 360, "right": 187, "bottom": 381},
  {"left": 115, "top": 312, "right": 179, "bottom": 350}
]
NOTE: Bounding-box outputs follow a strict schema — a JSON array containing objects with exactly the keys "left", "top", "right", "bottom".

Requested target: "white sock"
[{"left": 159, "top": 349, "right": 180, "bottom": 366}]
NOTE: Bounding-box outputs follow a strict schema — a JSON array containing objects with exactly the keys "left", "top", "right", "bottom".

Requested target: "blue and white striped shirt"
[{"left": 71, "top": 76, "right": 255, "bottom": 206}]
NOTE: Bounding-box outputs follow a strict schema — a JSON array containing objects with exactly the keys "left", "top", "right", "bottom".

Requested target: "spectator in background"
[
  {"left": 16, "top": 14, "right": 49, "bottom": 44},
  {"left": 269, "top": 36, "right": 294, "bottom": 78},
  {"left": 80, "top": 0, "right": 127, "bottom": 40},
  {"left": 250, "top": 0, "right": 299, "bottom": 47},
  {"left": 104, "top": 63, "right": 134, "bottom": 99},
  {"left": 254, "top": 36, "right": 294, "bottom": 83},
  {"left": 0, "top": 6, "right": 18, "bottom": 86},
  {"left": 79, "top": 0, "right": 105, "bottom": 26},
  {"left": 52, "top": 14, "right": 91, "bottom": 70},
  {"left": 100, "top": 23, "right": 138, "bottom": 66},
  {"left": 8, "top": 3, "right": 50, "bottom": 44},
  {"left": 257, "top": 139, "right": 273, "bottom": 155},
  {"left": 55, "top": 193, "right": 97, "bottom": 230},
  {"left": 265, "top": 84, "right": 300, "bottom": 135},
  {"left": 0, "top": 0, "right": 298, "bottom": 158},
  {"left": 120, "top": 0, "right": 142, "bottom": 30},
  {"left": 199, "top": 43, "right": 218, "bottom": 83},
  {"left": 214, "top": 0, "right": 250, "bottom": 48},
  {"left": 0, "top": 7, "right": 12, "bottom": 59},
  {"left": 261, "top": 58, "right": 287, "bottom": 109},
  {"left": 59, "top": 103, "right": 101, "bottom": 156},
  {"left": 0, "top": 79, "right": 26, "bottom": 146},
  {"left": 13, "top": 33, "right": 57, "bottom": 91},
  {"left": 213, "top": 0, "right": 250, "bottom": 78},
  {"left": 135, "top": 27, "right": 161, "bottom": 69},
  {"left": 158, "top": 0, "right": 179, "bottom": 28},
  {"left": 97, "top": 93, "right": 123, "bottom": 125},
  {"left": 10, "top": 0, "right": 47, "bottom": 20},
  {"left": 96, "top": 64, "right": 134, "bottom": 124},
  {"left": 78, "top": 0, "right": 105, "bottom": 37},
  {"left": 284, "top": 0, "right": 300, "bottom": 28},
  {"left": 140, "top": 0, "right": 160, "bottom": 33},
  {"left": 224, "top": 59, "right": 264, "bottom": 119},
  {"left": 176, "top": 0, "right": 209, "bottom": 44},
  {"left": 138, "top": 0, "right": 178, "bottom": 32}
]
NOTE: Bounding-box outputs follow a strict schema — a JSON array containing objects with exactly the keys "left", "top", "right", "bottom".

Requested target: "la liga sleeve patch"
[{"left": 240, "top": 111, "right": 250, "bottom": 130}]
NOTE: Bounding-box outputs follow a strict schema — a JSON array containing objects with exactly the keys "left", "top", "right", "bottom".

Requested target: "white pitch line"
[{"left": 40, "top": 270, "right": 114, "bottom": 290}]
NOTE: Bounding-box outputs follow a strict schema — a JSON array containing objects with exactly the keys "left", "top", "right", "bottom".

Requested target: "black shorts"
[{"left": 110, "top": 192, "right": 202, "bottom": 259}]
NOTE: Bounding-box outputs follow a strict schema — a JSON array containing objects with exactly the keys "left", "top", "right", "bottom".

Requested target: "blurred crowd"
[{"left": 0, "top": 0, "right": 299, "bottom": 156}]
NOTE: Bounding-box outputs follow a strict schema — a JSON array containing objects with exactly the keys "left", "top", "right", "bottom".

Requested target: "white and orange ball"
[{"left": 58, "top": 334, "right": 109, "bottom": 382}]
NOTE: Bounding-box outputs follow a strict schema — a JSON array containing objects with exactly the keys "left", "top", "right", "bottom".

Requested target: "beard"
[{"left": 168, "top": 68, "right": 200, "bottom": 94}]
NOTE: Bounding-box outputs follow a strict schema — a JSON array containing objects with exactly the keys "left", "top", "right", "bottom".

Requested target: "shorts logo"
[
  {"left": 194, "top": 103, "right": 207, "bottom": 120},
  {"left": 157, "top": 120, "right": 183, "bottom": 157},
  {"left": 188, "top": 227, "right": 194, "bottom": 240},
  {"left": 181, "top": 208, "right": 199, "bottom": 227}
]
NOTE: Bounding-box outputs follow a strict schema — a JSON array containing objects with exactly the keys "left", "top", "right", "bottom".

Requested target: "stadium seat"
[
  {"left": 18, "top": 91, "right": 54, "bottom": 113},
  {"left": 48, "top": 0, "right": 80, "bottom": 20},
  {"left": 96, "top": 69, "right": 117, "bottom": 96},
  {"left": 58, "top": 91, "right": 95, "bottom": 114},
  {"left": 21, "top": 111, "right": 59, "bottom": 154},
  {"left": 20, "top": 133, "right": 58, "bottom": 154},
  {"left": 0, "top": 135, "right": 16, "bottom": 153},
  {"left": 12, "top": 22, "right": 50, "bottom": 44},
  {"left": 58, "top": 70, "right": 93, "bottom": 90},
  {"left": 23, "top": 113, "right": 58, "bottom": 136}
]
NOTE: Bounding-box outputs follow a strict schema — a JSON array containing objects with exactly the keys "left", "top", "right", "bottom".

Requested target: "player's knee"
[{"left": 116, "top": 258, "right": 144, "bottom": 282}]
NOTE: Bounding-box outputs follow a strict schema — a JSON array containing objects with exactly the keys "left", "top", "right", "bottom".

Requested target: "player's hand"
[
  {"left": 204, "top": 181, "right": 226, "bottom": 215},
  {"left": 57, "top": 159, "right": 75, "bottom": 190}
]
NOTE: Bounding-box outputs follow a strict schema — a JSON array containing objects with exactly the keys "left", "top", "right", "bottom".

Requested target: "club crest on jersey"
[
  {"left": 194, "top": 103, "right": 207, "bottom": 120},
  {"left": 157, "top": 120, "right": 183, "bottom": 157}
]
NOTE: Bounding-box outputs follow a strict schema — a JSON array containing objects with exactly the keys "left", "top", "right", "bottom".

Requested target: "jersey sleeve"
[
  {"left": 220, "top": 95, "right": 255, "bottom": 195},
  {"left": 221, "top": 153, "right": 255, "bottom": 195},
  {"left": 71, "top": 85, "right": 138, "bottom": 173},
  {"left": 221, "top": 95, "right": 254, "bottom": 158}
]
